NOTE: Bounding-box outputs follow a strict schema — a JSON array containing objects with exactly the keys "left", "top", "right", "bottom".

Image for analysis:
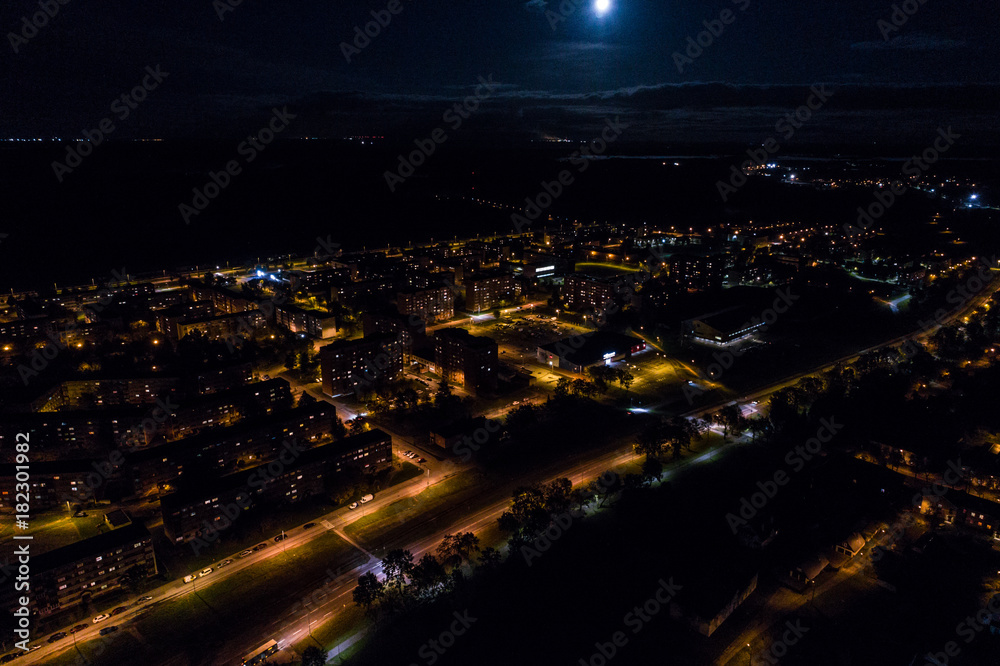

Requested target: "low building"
[
  {"left": 684, "top": 307, "right": 765, "bottom": 347},
  {"left": 176, "top": 311, "right": 266, "bottom": 340},
  {"left": 1, "top": 522, "right": 157, "bottom": 617},
  {"left": 126, "top": 402, "right": 339, "bottom": 495},
  {"left": 274, "top": 302, "right": 337, "bottom": 339},
  {"left": 669, "top": 566, "right": 758, "bottom": 638},
  {"left": 537, "top": 331, "right": 646, "bottom": 374},
  {"left": 161, "top": 429, "right": 392, "bottom": 543},
  {"left": 36, "top": 376, "right": 183, "bottom": 411},
  {"left": 0, "top": 458, "right": 127, "bottom": 512}
]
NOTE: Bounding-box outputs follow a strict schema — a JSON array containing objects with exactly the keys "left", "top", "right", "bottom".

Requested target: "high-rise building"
[
  {"left": 397, "top": 286, "right": 454, "bottom": 322},
  {"left": 464, "top": 272, "right": 520, "bottom": 312},
  {"left": 562, "top": 274, "right": 618, "bottom": 313},
  {"left": 434, "top": 328, "right": 497, "bottom": 395},
  {"left": 319, "top": 334, "right": 403, "bottom": 396}
]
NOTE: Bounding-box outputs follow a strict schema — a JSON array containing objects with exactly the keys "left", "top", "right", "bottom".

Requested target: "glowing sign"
[{"left": 603, "top": 352, "right": 616, "bottom": 359}]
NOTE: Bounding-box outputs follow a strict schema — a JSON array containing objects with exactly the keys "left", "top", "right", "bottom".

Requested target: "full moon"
[{"left": 595, "top": 0, "right": 611, "bottom": 16}]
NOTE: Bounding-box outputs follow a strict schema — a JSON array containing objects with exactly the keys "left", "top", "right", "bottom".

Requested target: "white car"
[
  {"left": 199, "top": 568, "right": 213, "bottom": 577},
  {"left": 92, "top": 614, "right": 109, "bottom": 624},
  {"left": 349, "top": 502, "right": 359, "bottom": 510},
  {"left": 183, "top": 574, "right": 196, "bottom": 583}
]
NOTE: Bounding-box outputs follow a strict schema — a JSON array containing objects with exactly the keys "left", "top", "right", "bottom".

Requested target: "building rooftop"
[
  {"left": 540, "top": 331, "right": 644, "bottom": 367},
  {"left": 34, "top": 522, "right": 152, "bottom": 573}
]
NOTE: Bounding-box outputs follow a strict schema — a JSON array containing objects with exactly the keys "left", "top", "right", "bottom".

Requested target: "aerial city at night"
[{"left": 2, "top": 0, "right": 999, "bottom": 664}]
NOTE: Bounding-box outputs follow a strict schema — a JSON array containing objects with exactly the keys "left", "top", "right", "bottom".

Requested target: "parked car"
[
  {"left": 217, "top": 559, "right": 233, "bottom": 568},
  {"left": 92, "top": 614, "right": 109, "bottom": 623},
  {"left": 418, "top": 458, "right": 427, "bottom": 464},
  {"left": 98, "top": 626, "right": 119, "bottom": 636},
  {"left": 253, "top": 543, "right": 267, "bottom": 551},
  {"left": 110, "top": 606, "right": 128, "bottom": 616},
  {"left": 360, "top": 494, "right": 374, "bottom": 503},
  {"left": 198, "top": 568, "right": 213, "bottom": 577},
  {"left": 303, "top": 522, "right": 317, "bottom": 529},
  {"left": 183, "top": 574, "right": 197, "bottom": 583},
  {"left": 349, "top": 502, "right": 359, "bottom": 510},
  {"left": 274, "top": 534, "right": 287, "bottom": 543},
  {"left": 138, "top": 596, "right": 153, "bottom": 603},
  {"left": 239, "top": 549, "right": 253, "bottom": 558},
  {"left": 70, "top": 624, "right": 88, "bottom": 634},
  {"left": 0, "top": 653, "right": 18, "bottom": 663},
  {"left": 48, "top": 632, "right": 67, "bottom": 643}
]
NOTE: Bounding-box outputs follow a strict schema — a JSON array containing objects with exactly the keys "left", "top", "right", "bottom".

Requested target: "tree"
[
  {"left": 118, "top": 565, "right": 148, "bottom": 594},
  {"left": 747, "top": 415, "right": 769, "bottom": 444},
  {"left": 477, "top": 546, "right": 504, "bottom": 570},
  {"left": 353, "top": 572, "right": 385, "bottom": 617},
  {"left": 437, "top": 532, "right": 481, "bottom": 569},
  {"left": 641, "top": 456, "right": 663, "bottom": 485},
  {"left": 506, "top": 403, "right": 541, "bottom": 435},
  {"left": 554, "top": 377, "right": 573, "bottom": 399},
  {"left": 615, "top": 367, "right": 634, "bottom": 391},
  {"left": 298, "top": 391, "right": 318, "bottom": 408},
  {"left": 381, "top": 549, "right": 415, "bottom": 591},
  {"left": 592, "top": 471, "right": 622, "bottom": 507},
  {"left": 410, "top": 553, "right": 447, "bottom": 598},
  {"left": 635, "top": 424, "right": 665, "bottom": 458},
  {"left": 347, "top": 417, "right": 367, "bottom": 435},
  {"left": 301, "top": 646, "right": 326, "bottom": 666},
  {"left": 434, "top": 381, "right": 454, "bottom": 409},
  {"left": 713, "top": 404, "right": 744, "bottom": 441}
]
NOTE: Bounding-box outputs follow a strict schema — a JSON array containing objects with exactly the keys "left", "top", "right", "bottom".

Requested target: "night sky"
[{"left": 3, "top": 0, "right": 998, "bottom": 146}]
